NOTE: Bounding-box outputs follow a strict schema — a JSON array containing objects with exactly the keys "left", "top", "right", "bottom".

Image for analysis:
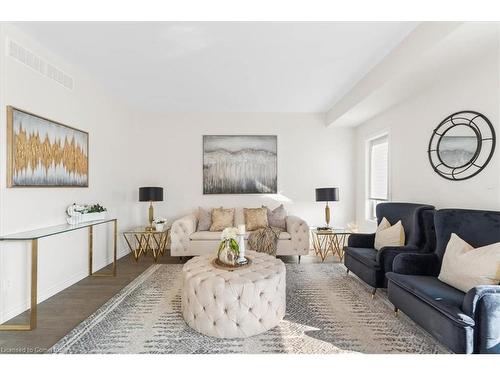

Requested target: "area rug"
[{"left": 49, "top": 263, "right": 448, "bottom": 354}]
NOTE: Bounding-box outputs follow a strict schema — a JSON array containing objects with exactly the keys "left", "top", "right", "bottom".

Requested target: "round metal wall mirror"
[{"left": 428, "top": 111, "right": 496, "bottom": 180}]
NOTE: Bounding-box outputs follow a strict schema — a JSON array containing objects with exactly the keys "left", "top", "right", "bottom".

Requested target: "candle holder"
[{"left": 236, "top": 233, "right": 248, "bottom": 265}]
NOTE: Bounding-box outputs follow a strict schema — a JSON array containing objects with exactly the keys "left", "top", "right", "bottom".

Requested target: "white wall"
[
  {"left": 354, "top": 45, "right": 500, "bottom": 231},
  {"left": 0, "top": 25, "right": 145, "bottom": 323},
  {"left": 134, "top": 112, "right": 355, "bottom": 229}
]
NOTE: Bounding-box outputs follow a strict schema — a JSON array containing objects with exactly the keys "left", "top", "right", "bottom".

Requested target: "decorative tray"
[{"left": 211, "top": 257, "right": 252, "bottom": 271}]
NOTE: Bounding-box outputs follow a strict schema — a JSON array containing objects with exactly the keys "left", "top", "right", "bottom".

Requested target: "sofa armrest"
[
  {"left": 376, "top": 245, "right": 420, "bottom": 273},
  {"left": 392, "top": 252, "right": 440, "bottom": 276},
  {"left": 285, "top": 215, "right": 310, "bottom": 255},
  {"left": 347, "top": 233, "right": 375, "bottom": 248},
  {"left": 463, "top": 286, "right": 500, "bottom": 354},
  {"left": 170, "top": 214, "right": 197, "bottom": 256}
]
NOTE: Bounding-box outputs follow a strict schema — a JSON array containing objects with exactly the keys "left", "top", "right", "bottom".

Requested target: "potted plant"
[
  {"left": 153, "top": 217, "right": 167, "bottom": 232},
  {"left": 66, "top": 203, "right": 107, "bottom": 224},
  {"left": 217, "top": 227, "right": 240, "bottom": 266}
]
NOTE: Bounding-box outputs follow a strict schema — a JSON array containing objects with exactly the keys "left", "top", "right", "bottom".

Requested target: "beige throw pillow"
[
  {"left": 210, "top": 207, "right": 235, "bottom": 231},
  {"left": 374, "top": 217, "right": 405, "bottom": 250},
  {"left": 438, "top": 233, "right": 500, "bottom": 293},
  {"left": 244, "top": 207, "right": 269, "bottom": 231}
]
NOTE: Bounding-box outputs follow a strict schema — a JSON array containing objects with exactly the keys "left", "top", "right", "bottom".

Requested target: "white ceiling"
[{"left": 13, "top": 22, "right": 417, "bottom": 113}]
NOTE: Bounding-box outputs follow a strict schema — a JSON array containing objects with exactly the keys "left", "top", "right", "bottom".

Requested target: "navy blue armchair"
[
  {"left": 387, "top": 209, "right": 500, "bottom": 354},
  {"left": 344, "top": 202, "right": 435, "bottom": 295}
]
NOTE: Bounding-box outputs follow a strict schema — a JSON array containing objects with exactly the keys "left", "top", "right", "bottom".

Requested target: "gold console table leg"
[
  {"left": 88, "top": 226, "right": 93, "bottom": 275},
  {"left": 0, "top": 239, "right": 38, "bottom": 331},
  {"left": 89, "top": 219, "right": 117, "bottom": 277}
]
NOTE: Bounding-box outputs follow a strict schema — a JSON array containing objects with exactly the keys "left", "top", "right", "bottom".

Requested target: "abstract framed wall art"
[
  {"left": 203, "top": 135, "right": 277, "bottom": 194},
  {"left": 7, "top": 106, "right": 89, "bottom": 187}
]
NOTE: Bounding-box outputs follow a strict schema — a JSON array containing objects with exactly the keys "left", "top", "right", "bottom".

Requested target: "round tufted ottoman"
[{"left": 181, "top": 250, "right": 286, "bottom": 338}]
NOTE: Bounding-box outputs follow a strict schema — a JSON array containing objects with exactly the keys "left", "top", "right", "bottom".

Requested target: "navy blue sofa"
[
  {"left": 387, "top": 209, "right": 500, "bottom": 354},
  {"left": 344, "top": 202, "right": 435, "bottom": 295}
]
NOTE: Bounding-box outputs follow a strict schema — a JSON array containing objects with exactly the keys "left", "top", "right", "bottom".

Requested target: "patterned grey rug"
[{"left": 49, "top": 263, "right": 448, "bottom": 354}]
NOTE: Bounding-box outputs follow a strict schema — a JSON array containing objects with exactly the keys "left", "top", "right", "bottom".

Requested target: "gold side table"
[
  {"left": 311, "top": 228, "right": 351, "bottom": 262},
  {"left": 123, "top": 226, "right": 170, "bottom": 262}
]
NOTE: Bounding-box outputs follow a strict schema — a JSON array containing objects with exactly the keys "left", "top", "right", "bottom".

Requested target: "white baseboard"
[{"left": 0, "top": 247, "right": 130, "bottom": 324}]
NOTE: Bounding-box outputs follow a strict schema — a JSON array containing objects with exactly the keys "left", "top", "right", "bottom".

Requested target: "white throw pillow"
[
  {"left": 438, "top": 233, "right": 500, "bottom": 293},
  {"left": 374, "top": 217, "right": 405, "bottom": 250}
]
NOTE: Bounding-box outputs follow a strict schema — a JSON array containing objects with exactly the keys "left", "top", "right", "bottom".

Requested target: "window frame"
[{"left": 365, "top": 131, "right": 390, "bottom": 222}]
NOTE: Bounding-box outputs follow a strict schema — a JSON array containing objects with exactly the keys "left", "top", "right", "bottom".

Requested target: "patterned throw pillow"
[
  {"left": 262, "top": 204, "right": 287, "bottom": 230},
  {"left": 244, "top": 207, "right": 269, "bottom": 231},
  {"left": 197, "top": 207, "right": 212, "bottom": 231},
  {"left": 210, "top": 207, "right": 235, "bottom": 231},
  {"left": 374, "top": 217, "right": 405, "bottom": 250}
]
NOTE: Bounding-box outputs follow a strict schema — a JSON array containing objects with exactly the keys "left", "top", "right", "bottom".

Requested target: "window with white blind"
[{"left": 367, "top": 134, "right": 389, "bottom": 220}]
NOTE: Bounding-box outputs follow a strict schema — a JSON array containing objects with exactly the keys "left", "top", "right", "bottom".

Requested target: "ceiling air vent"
[{"left": 6, "top": 38, "right": 74, "bottom": 90}]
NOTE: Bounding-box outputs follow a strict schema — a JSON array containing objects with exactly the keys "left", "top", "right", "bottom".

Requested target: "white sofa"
[{"left": 170, "top": 207, "right": 310, "bottom": 260}]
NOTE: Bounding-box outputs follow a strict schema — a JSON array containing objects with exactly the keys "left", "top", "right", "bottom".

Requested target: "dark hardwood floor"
[{"left": 0, "top": 250, "right": 338, "bottom": 353}]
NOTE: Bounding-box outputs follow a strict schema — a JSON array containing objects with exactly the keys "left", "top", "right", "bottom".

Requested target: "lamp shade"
[
  {"left": 315, "top": 187, "right": 339, "bottom": 202},
  {"left": 139, "top": 187, "right": 164, "bottom": 202}
]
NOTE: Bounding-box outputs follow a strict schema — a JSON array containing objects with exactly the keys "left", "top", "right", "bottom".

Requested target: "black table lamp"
[
  {"left": 315, "top": 187, "right": 339, "bottom": 228},
  {"left": 139, "top": 187, "right": 164, "bottom": 231}
]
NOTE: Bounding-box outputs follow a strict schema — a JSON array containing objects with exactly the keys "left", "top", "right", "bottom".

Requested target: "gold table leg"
[
  {"left": 89, "top": 219, "right": 117, "bottom": 277},
  {"left": 314, "top": 234, "right": 331, "bottom": 262},
  {"left": 123, "top": 229, "right": 168, "bottom": 262},
  {"left": 331, "top": 234, "right": 341, "bottom": 260},
  {"left": 0, "top": 239, "right": 38, "bottom": 331},
  {"left": 88, "top": 226, "right": 93, "bottom": 275},
  {"left": 123, "top": 233, "right": 139, "bottom": 261}
]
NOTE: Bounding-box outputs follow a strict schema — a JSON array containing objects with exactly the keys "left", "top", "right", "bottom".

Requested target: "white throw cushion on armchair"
[
  {"left": 438, "top": 233, "right": 500, "bottom": 293},
  {"left": 374, "top": 217, "right": 405, "bottom": 250}
]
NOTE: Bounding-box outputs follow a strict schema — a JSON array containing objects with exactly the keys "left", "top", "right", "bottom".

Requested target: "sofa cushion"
[
  {"left": 263, "top": 204, "right": 287, "bottom": 230},
  {"left": 374, "top": 217, "right": 405, "bottom": 250},
  {"left": 387, "top": 272, "right": 474, "bottom": 327},
  {"left": 190, "top": 231, "right": 292, "bottom": 241},
  {"left": 244, "top": 207, "right": 268, "bottom": 231},
  {"left": 210, "top": 207, "right": 234, "bottom": 231},
  {"left": 197, "top": 207, "right": 212, "bottom": 231},
  {"left": 344, "top": 247, "right": 379, "bottom": 268},
  {"left": 438, "top": 233, "right": 500, "bottom": 293}
]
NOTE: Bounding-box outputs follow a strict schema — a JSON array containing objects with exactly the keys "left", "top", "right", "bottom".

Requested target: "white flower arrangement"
[
  {"left": 221, "top": 227, "right": 239, "bottom": 241},
  {"left": 153, "top": 217, "right": 167, "bottom": 224},
  {"left": 218, "top": 227, "right": 240, "bottom": 263}
]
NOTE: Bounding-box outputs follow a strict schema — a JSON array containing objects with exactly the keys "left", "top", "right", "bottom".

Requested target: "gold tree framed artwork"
[{"left": 7, "top": 106, "right": 89, "bottom": 187}]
